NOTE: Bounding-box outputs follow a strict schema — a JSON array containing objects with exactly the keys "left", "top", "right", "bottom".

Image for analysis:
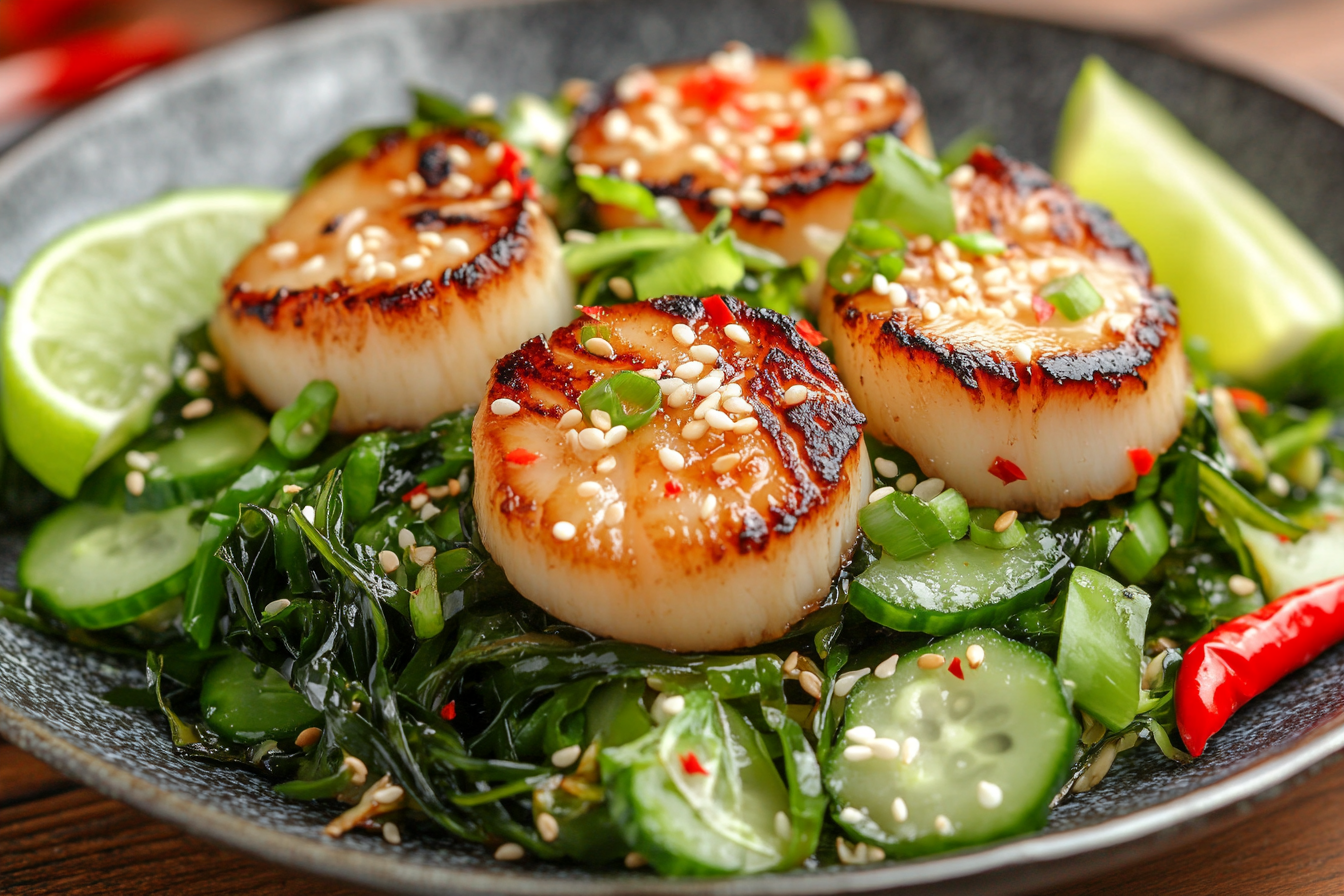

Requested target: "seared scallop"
[
  {"left": 568, "top": 43, "right": 932, "bottom": 266},
  {"left": 818, "top": 147, "right": 1186, "bottom": 517},
  {"left": 213, "top": 128, "right": 573, "bottom": 432},
  {"left": 473, "top": 295, "right": 870, "bottom": 652}
]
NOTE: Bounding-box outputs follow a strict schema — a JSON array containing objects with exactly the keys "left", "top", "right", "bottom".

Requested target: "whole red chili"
[
  {"left": 1128, "top": 447, "right": 1155, "bottom": 477},
  {"left": 679, "top": 752, "right": 710, "bottom": 775},
  {"left": 987, "top": 456, "right": 1027, "bottom": 485},
  {"left": 1175, "top": 575, "right": 1344, "bottom": 757}
]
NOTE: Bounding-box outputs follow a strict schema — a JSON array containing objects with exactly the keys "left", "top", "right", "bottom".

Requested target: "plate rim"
[{"left": 3, "top": 1, "right": 1344, "bottom": 893}]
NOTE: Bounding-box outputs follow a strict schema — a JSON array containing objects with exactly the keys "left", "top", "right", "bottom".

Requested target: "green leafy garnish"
[
  {"left": 579, "top": 371, "right": 663, "bottom": 431},
  {"left": 854, "top": 134, "right": 956, "bottom": 241},
  {"left": 1042, "top": 273, "right": 1104, "bottom": 321},
  {"left": 577, "top": 173, "right": 659, "bottom": 221},
  {"left": 789, "top": 0, "right": 858, "bottom": 62},
  {"left": 937, "top": 125, "right": 995, "bottom": 175},
  {"left": 826, "top": 219, "right": 906, "bottom": 294}
]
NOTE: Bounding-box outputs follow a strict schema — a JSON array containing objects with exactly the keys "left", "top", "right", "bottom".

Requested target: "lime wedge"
[
  {"left": 1054, "top": 57, "right": 1344, "bottom": 391},
  {"left": 2, "top": 188, "right": 288, "bottom": 497}
]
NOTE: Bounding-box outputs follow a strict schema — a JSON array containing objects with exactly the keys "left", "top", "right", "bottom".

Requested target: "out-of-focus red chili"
[{"left": 1175, "top": 575, "right": 1344, "bottom": 757}]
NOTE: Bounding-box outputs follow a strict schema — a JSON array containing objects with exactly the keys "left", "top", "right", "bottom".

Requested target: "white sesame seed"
[
  {"left": 674, "top": 360, "right": 704, "bottom": 380},
  {"left": 708, "top": 187, "right": 737, "bottom": 208},
  {"left": 181, "top": 397, "right": 213, "bottom": 420},
  {"left": 994, "top": 510, "right": 1018, "bottom": 533},
  {"left": 466, "top": 92, "right": 497, "bottom": 116},
  {"left": 783, "top": 384, "right": 809, "bottom": 406},
  {"left": 846, "top": 725, "right": 876, "bottom": 745},
  {"left": 584, "top": 336, "right": 616, "bottom": 358},
  {"left": 602, "top": 108, "right": 632, "bottom": 141},
  {"left": 723, "top": 324, "right": 750, "bottom": 346},
  {"left": 267, "top": 240, "right": 299, "bottom": 264},
  {"left": 125, "top": 470, "right": 145, "bottom": 496},
  {"left": 536, "top": 811, "right": 559, "bottom": 843},
  {"left": 658, "top": 448, "right": 685, "bottom": 472},
  {"left": 264, "top": 598, "right": 291, "bottom": 616},
  {"left": 345, "top": 233, "right": 364, "bottom": 260},
  {"left": 695, "top": 392, "right": 722, "bottom": 419},
  {"left": 843, "top": 744, "right": 873, "bottom": 762},
  {"left": 712, "top": 453, "right": 742, "bottom": 473},
  {"left": 671, "top": 324, "right": 697, "bottom": 346},
  {"left": 977, "top": 781, "right": 1003, "bottom": 809},
  {"left": 551, "top": 744, "right": 582, "bottom": 767},
  {"left": 382, "top": 822, "right": 401, "bottom": 845},
  {"left": 494, "top": 842, "right": 525, "bottom": 862},
  {"left": 705, "top": 409, "right": 735, "bottom": 431},
  {"left": 895, "top": 473, "right": 917, "bottom": 493},
  {"left": 661, "top": 694, "right": 686, "bottom": 716},
  {"left": 283, "top": 484, "right": 302, "bottom": 494},
  {"left": 596, "top": 456, "right": 617, "bottom": 473},
  {"left": 966, "top": 644, "right": 986, "bottom": 669},
  {"left": 637, "top": 368, "right": 662, "bottom": 380},
  {"left": 420, "top": 502, "right": 440, "bottom": 521},
  {"left": 378, "top": 550, "right": 399, "bottom": 573},
  {"left": 398, "top": 528, "right": 416, "bottom": 549},
  {"left": 375, "top": 261, "right": 397, "bottom": 280},
  {"left": 552, "top": 521, "right": 577, "bottom": 542},
  {"left": 444, "top": 236, "right": 471, "bottom": 261},
  {"left": 733, "top": 418, "right": 759, "bottom": 435},
  {"left": 624, "top": 852, "right": 647, "bottom": 869},
  {"left": 834, "top": 668, "right": 870, "bottom": 698},
  {"left": 668, "top": 383, "right": 695, "bottom": 408},
  {"left": 1229, "top": 574, "right": 1258, "bottom": 597},
  {"left": 934, "top": 815, "right": 953, "bottom": 835},
  {"left": 371, "top": 784, "right": 405, "bottom": 805},
  {"left": 1010, "top": 342, "right": 1034, "bottom": 365},
  {"left": 604, "top": 502, "right": 626, "bottom": 526},
  {"left": 401, "top": 254, "right": 424, "bottom": 271},
  {"left": 607, "top": 275, "right": 634, "bottom": 300},
  {"left": 874, "top": 457, "right": 899, "bottom": 478},
  {"left": 739, "top": 188, "right": 769, "bottom": 210},
  {"left": 902, "top": 737, "right": 920, "bottom": 764},
  {"left": 874, "top": 653, "right": 900, "bottom": 679},
  {"left": 1019, "top": 211, "right": 1050, "bottom": 237},
  {"left": 492, "top": 179, "right": 514, "bottom": 201},
  {"left": 604, "top": 425, "right": 628, "bottom": 447},
  {"left": 301, "top": 505, "right": 317, "bottom": 524},
  {"left": 839, "top": 807, "right": 866, "bottom": 825},
  {"left": 892, "top": 797, "right": 909, "bottom": 823},
  {"left": 869, "top": 737, "right": 900, "bottom": 760},
  {"left": 868, "top": 486, "right": 895, "bottom": 504},
  {"left": 619, "top": 157, "right": 642, "bottom": 180},
  {"left": 682, "top": 420, "right": 709, "bottom": 440},
  {"left": 722, "top": 396, "right": 753, "bottom": 415},
  {"left": 409, "top": 544, "right": 436, "bottom": 566},
  {"left": 343, "top": 756, "right": 368, "bottom": 786},
  {"left": 1109, "top": 313, "right": 1135, "bottom": 335},
  {"left": 125, "top": 449, "right": 153, "bottom": 471},
  {"left": 491, "top": 398, "right": 521, "bottom": 416},
  {"left": 577, "top": 428, "right": 606, "bottom": 451},
  {"left": 589, "top": 409, "right": 613, "bottom": 432},
  {"left": 405, "top": 171, "right": 427, "bottom": 196},
  {"left": 694, "top": 370, "right": 724, "bottom": 396},
  {"left": 917, "top": 653, "right": 944, "bottom": 670},
  {"left": 912, "top": 477, "right": 945, "bottom": 501},
  {"left": 774, "top": 811, "right": 792, "bottom": 840},
  {"left": 182, "top": 367, "right": 210, "bottom": 392},
  {"left": 838, "top": 140, "right": 863, "bottom": 164},
  {"left": 721, "top": 383, "right": 743, "bottom": 398},
  {"left": 922, "top": 301, "right": 942, "bottom": 322},
  {"left": 798, "top": 670, "right": 822, "bottom": 699},
  {"left": 689, "top": 344, "right": 719, "bottom": 364},
  {"left": 418, "top": 231, "right": 444, "bottom": 248},
  {"left": 576, "top": 482, "right": 603, "bottom": 500},
  {"left": 559, "top": 408, "right": 584, "bottom": 430},
  {"left": 658, "top": 376, "right": 686, "bottom": 396},
  {"left": 299, "top": 256, "right": 324, "bottom": 278}
]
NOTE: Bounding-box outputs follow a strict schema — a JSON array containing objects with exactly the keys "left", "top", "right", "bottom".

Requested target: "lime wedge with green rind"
[
  {"left": 2, "top": 188, "right": 288, "bottom": 497},
  {"left": 1054, "top": 56, "right": 1344, "bottom": 392}
]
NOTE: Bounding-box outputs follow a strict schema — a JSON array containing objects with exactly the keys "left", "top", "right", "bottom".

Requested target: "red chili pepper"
[
  {"left": 679, "top": 752, "right": 710, "bottom": 775},
  {"left": 988, "top": 456, "right": 1027, "bottom": 485},
  {"left": 0, "top": 0, "right": 97, "bottom": 49},
  {"left": 505, "top": 448, "right": 540, "bottom": 465},
  {"left": 679, "top": 66, "right": 744, "bottom": 108},
  {"left": 493, "top": 142, "right": 534, "bottom": 201},
  {"left": 948, "top": 657, "right": 964, "bottom": 680},
  {"left": 1175, "top": 575, "right": 1344, "bottom": 758},
  {"left": 1031, "top": 294, "right": 1055, "bottom": 324},
  {"left": 440, "top": 700, "right": 457, "bottom": 721},
  {"left": 1128, "top": 447, "right": 1155, "bottom": 477},
  {"left": 795, "top": 319, "right": 826, "bottom": 347},
  {"left": 702, "top": 295, "right": 734, "bottom": 327},
  {"left": 580, "top": 305, "right": 607, "bottom": 320},
  {"left": 772, "top": 122, "right": 802, "bottom": 142},
  {"left": 1227, "top": 387, "right": 1269, "bottom": 417},
  {"left": 401, "top": 482, "right": 428, "bottom": 503},
  {"left": 664, "top": 479, "right": 682, "bottom": 497},
  {"left": 792, "top": 62, "right": 835, "bottom": 94}
]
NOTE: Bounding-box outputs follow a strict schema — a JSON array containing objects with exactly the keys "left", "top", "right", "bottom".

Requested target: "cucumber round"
[
  {"left": 824, "top": 629, "right": 1077, "bottom": 858},
  {"left": 137, "top": 407, "right": 269, "bottom": 508},
  {"left": 850, "top": 523, "right": 1068, "bottom": 635},
  {"left": 20, "top": 503, "right": 199, "bottom": 629},
  {"left": 200, "top": 651, "right": 323, "bottom": 744}
]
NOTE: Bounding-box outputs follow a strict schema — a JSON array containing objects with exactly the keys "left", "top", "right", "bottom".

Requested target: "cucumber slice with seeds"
[
  {"left": 20, "top": 503, "right": 199, "bottom": 629},
  {"left": 824, "top": 629, "right": 1077, "bottom": 858}
]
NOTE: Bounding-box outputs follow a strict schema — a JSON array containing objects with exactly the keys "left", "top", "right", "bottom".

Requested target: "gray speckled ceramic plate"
[{"left": 4, "top": 2, "right": 1344, "bottom": 894}]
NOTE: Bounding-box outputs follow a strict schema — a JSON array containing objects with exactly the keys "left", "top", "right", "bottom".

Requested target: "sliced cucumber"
[
  {"left": 1109, "top": 500, "right": 1169, "bottom": 583},
  {"left": 601, "top": 689, "right": 793, "bottom": 876},
  {"left": 20, "top": 503, "right": 199, "bottom": 629},
  {"left": 136, "top": 407, "right": 269, "bottom": 508},
  {"left": 824, "top": 629, "right": 1077, "bottom": 857},
  {"left": 850, "top": 522, "right": 1068, "bottom": 635},
  {"left": 199, "top": 650, "right": 323, "bottom": 744},
  {"left": 1053, "top": 567, "right": 1151, "bottom": 731}
]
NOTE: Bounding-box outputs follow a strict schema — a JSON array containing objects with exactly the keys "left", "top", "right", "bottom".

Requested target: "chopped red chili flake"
[
  {"left": 796, "top": 319, "right": 826, "bottom": 347},
  {"left": 679, "top": 752, "right": 710, "bottom": 775},
  {"left": 679, "top": 67, "right": 744, "bottom": 108},
  {"left": 1128, "top": 447, "right": 1155, "bottom": 477},
  {"left": 948, "top": 657, "right": 965, "bottom": 680},
  {"left": 988, "top": 456, "right": 1027, "bottom": 485},
  {"left": 1031, "top": 294, "right": 1055, "bottom": 324},
  {"left": 401, "top": 482, "right": 428, "bottom": 503},
  {"left": 702, "top": 294, "right": 735, "bottom": 327},
  {"left": 580, "top": 305, "right": 607, "bottom": 319},
  {"left": 772, "top": 121, "right": 802, "bottom": 142},
  {"left": 664, "top": 479, "right": 683, "bottom": 497},
  {"left": 792, "top": 62, "right": 835, "bottom": 94},
  {"left": 505, "top": 448, "right": 541, "bottom": 465},
  {"left": 440, "top": 700, "right": 457, "bottom": 721},
  {"left": 1227, "top": 387, "right": 1269, "bottom": 416}
]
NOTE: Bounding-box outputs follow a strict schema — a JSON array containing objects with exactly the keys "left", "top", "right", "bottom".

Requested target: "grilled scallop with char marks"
[
  {"left": 473, "top": 295, "right": 870, "bottom": 652},
  {"left": 213, "top": 128, "right": 572, "bottom": 432},
  {"left": 819, "top": 147, "right": 1186, "bottom": 517},
  {"left": 568, "top": 42, "right": 932, "bottom": 266}
]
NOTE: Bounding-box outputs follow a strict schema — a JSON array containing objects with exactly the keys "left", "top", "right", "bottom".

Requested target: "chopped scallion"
[
  {"left": 563, "top": 228, "right": 694, "bottom": 276},
  {"left": 825, "top": 241, "right": 875, "bottom": 294},
  {"left": 578, "top": 371, "right": 662, "bottom": 431},
  {"left": 928, "top": 488, "right": 969, "bottom": 540},
  {"left": 1042, "top": 273, "right": 1103, "bottom": 321},
  {"left": 847, "top": 219, "right": 906, "bottom": 252},
  {"left": 859, "top": 488, "right": 966, "bottom": 560},
  {"left": 1108, "top": 500, "right": 1169, "bottom": 583},
  {"left": 968, "top": 508, "right": 1027, "bottom": 550},
  {"left": 949, "top": 231, "right": 1007, "bottom": 256},
  {"left": 269, "top": 380, "right": 337, "bottom": 460}
]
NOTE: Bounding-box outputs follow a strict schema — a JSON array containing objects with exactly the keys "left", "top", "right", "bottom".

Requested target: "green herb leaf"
[
  {"left": 789, "top": 0, "right": 858, "bottom": 62},
  {"left": 303, "top": 125, "right": 405, "bottom": 190},
  {"left": 1042, "top": 273, "right": 1104, "bottom": 321},
  {"left": 563, "top": 228, "right": 695, "bottom": 276},
  {"left": 412, "top": 89, "right": 502, "bottom": 136},
  {"left": 853, "top": 134, "right": 956, "bottom": 240},
  {"left": 632, "top": 236, "right": 745, "bottom": 300},
  {"left": 937, "top": 125, "right": 994, "bottom": 176},
  {"left": 949, "top": 231, "right": 1007, "bottom": 256},
  {"left": 577, "top": 173, "right": 659, "bottom": 221},
  {"left": 579, "top": 371, "right": 663, "bottom": 431}
]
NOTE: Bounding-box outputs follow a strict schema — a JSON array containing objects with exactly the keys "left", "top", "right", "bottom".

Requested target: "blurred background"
[{"left": 0, "top": 0, "right": 1341, "bottom": 152}]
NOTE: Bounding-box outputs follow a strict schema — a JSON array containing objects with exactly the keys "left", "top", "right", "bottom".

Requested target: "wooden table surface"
[{"left": 6, "top": 0, "right": 1344, "bottom": 894}]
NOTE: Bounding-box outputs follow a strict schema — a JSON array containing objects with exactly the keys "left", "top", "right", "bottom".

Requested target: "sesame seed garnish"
[
  {"left": 302, "top": 505, "right": 317, "bottom": 524},
  {"left": 783, "top": 384, "right": 809, "bottom": 406},
  {"left": 552, "top": 521, "right": 577, "bottom": 541},
  {"left": 843, "top": 744, "right": 873, "bottom": 762},
  {"left": 401, "top": 254, "right": 424, "bottom": 271},
  {"left": 689, "top": 344, "right": 718, "bottom": 363},
  {"left": 934, "top": 814, "right": 953, "bottom": 835},
  {"left": 637, "top": 368, "right": 661, "bottom": 379},
  {"left": 868, "top": 486, "right": 895, "bottom": 504},
  {"left": 181, "top": 397, "right": 213, "bottom": 420},
  {"left": 1229, "top": 574, "right": 1257, "bottom": 597},
  {"left": 607, "top": 275, "right": 634, "bottom": 300},
  {"left": 917, "top": 653, "right": 944, "bottom": 670},
  {"left": 874, "top": 457, "right": 899, "bottom": 478},
  {"left": 1012, "top": 342, "right": 1033, "bottom": 364},
  {"left": 993, "top": 510, "right": 1018, "bottom": 533},
  {"left": 902, "top": 737, "right": 920, "bottom": 764},
  {"left": 911, "top": 477, "right": 945, "bottom": 501},
  {"left": 182, "top": 367, "right": 209, "bottom": 392},
  {"left": 410, "top": 544, "right": 437, "bottom": 566},
  {"left": 491, "top": 398, "right": 521, "bottom": 416},
  {"left": 966, "top": 644, "right": 986, "bottom": 669},
  {"left": 444, "top": 236, "right": 471, "bottom": 261},
  {"left": 870, "top": 737, "right": 900, "bottom": 760},
  {"left": 733, "top": 418, "right": 759, "bottom": 435},
  {"left": 382, "top": 822, "right": 401, "bottom": 845},
  {"left": 624, "top": 852, "right": 647, "bottom": 869},
  {"left": 694, "top": 370, "right": 724, "bottom": 396},
  {"left": 922, "top": 301, "right": 942, "bottom": 322},
  {"left": 577, "top": 482, "right": 603, "bottom": 500},
  {"left": 590, "top": 409, "right": 613, "bottom": 432},
  {"left": 682, "top": 420, "right": 709, "bottom": 440},
  {"left": 494, "top": 842, "right": 525, "bottom": 862},
  {"left": 839, "top": 807, "right": 865, "bottom": 825},
  {"left": 397, "top": 528, "right": 415, "bottom": 549},
  {"left": 267, "top": 240, "right": 298, "bottom": 264},
  {"left": 551, "top": 744, "right": 582, "bottom": 767},
  {"left": 420, "top": 503, "right": 440, "bottom": 521},
  {"left": 895, "top": 473, "right": 917, "bottom": 493},
  {"left": 282, "top": 484, "right": 302, "bottom": 494},
  {"left": 1109, "top": 312, "right": 1135, "bottom": 334},
  {"left": 658, "top": 448, "right": 685, "bottom": 472},
  {"left": 125, "top": 470, "right": 145, "bottom": 496},
  {"left": 774, "top": 811, "right": 792, "bottom": 840},
  {"left": 604, "top": 425, "right": 628, "bottom": 447},
  {"left": 559, "top": 408, "right": 583, "bottom": 429},
  {"left": 798, "top": 670, "right": 822, "bottom": 699},
  {"left": 705, "top": 409, "right": 735, "bottom": 431},
  {"left": 1019, "top": 211, "right": 1050, "bottom": 237},
  {"left": 371, "top": 784, "right": 404, "bottom": 805},
  {"left": 467, "top": 92, "right": 497, "bottom": 115},
  {"left": 712, "top": 453, "right": 742, "bottom": 473},
  {"left": 977, "top": 781, "right": 1003, "bottom": 809},
  {"left": 584, "top": 336, "right": 616, "bottom": 358},
  {"left": 892, "top": 797, "right": 909, "bottom": 823},
  {"left": 264, "top": 598, "right": 290, "bottom": 615},
  {"left": 782, "top": 652, "right": 800, "bottom": 677},
  {"left": 708, "top": 187, "right": 737, "bottom": 208},
  {"left": 694, "top": 393, "right": 720, "bottom": 418},
  {"left": 659, "top": 376, "right": 687, "bottom": 396},
  {"left": 721, "top": 396, "right": 752, "bottom": 415},
  {"left": 293, "top": 726, "right": 322, "bottom": 750},
  {"left": 661, "top": 694, "right": 686, "bottom": 716},
  {"left": 604, "top": 503, "right": 626, "bottom": 526},
  {"left": 672, "top": 323, "right": 696, "bottom": 345},
  {"left": 578, "top": 428, "right": 607, "bottom": 451},
  {"left": 739, "top": 188, "right": 769, "bottom": 209},
  {"left": 378, "top": 550, "right": 399, "bottom": 573},
  {"left": 409, "top": 492, "right": 429, "bottom": 511},
  {"left": 699, "top": 494, "right": 718, "bottom": 519},
  {"left": 874, "top": 653, "right": 900, "bottom": 679},
  {"left": 674, "top": 360, "right": 704, "bottom": 380},
  {"left": 345, "top": 233, "right": 364, "bottom": 260},
  {"left": 536, "top": 812, "right": 560, "bottom": 843},
  {"left": 602, "top": 108, "right": 632, "bottom": 141},
  {"left": 375, "top": 261, "right": 397, "bottom": 279},
  {"left": 846, "top": 725, "right": 876, "bottom": 745},
  {"left": 834, "top": 667, "right": 870, "bottom": 697},
  {"left": 724, "top": 323, "right": 750, "bottom": 345},
  {"left": 596, "top": 456, "right": 617, "bottom": 473}
]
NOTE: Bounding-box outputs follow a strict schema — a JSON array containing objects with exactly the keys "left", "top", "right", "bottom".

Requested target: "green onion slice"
[
  {"left": 577, "top": 173, "right": 659, "bottom": 221},
  {"left": 826, "top": 242, "right": 876, "bottom": 294},
  {"left": 968, "top": 508, "right": 1027, "bottom": 550},
  {"left": 578, "top": 371, "right": 662, "bottom": 431},
  {"left": 847, "top": 219, "right": 906, "bottom": 252},
  {"left": 928, "top": 488, "right": 970, "bottom": 540},
  {"left": 1108, "top": 500, "right": 1170, "bottom": 583},
  {"left": 949, "top": 231, "right": 1007, "bottom": 256},
  {"left": 269, "top": 380, "right": 338, "bottom": 460},
  {"left": 853, "top": 135, "right": 956, "bottom": 241},
  {"left": 1042, "top": 273, "right": 1104, "bottom": 321},
  {"left": 860, "top": 488, "right": 967, "bottom": 560},
  {"left": 579, "top": 324, "right": 612, "bottom": 346}
]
